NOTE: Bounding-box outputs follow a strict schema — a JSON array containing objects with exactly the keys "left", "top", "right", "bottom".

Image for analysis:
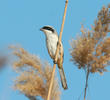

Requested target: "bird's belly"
[{"left": 47, "top": 38, "right": 57, "bottom": 58}]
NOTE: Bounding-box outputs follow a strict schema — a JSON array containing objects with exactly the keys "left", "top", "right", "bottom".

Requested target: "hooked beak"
[
  {"left": 40, "top": 28, "right": 46, "bottom": 34},
  {"left": 40, "top": 28, "right": 43, "bottom": 31}
]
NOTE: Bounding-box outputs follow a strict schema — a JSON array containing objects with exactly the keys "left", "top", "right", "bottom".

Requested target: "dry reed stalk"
[
  {"left": 70, "top": 4, "right": 110, "bottom": 100},
  {"left": 84, "top": 67, "right": 90, "bottom": 100},
  {"left": 47, "top": 0, "right": 68, "bottom": 100}
]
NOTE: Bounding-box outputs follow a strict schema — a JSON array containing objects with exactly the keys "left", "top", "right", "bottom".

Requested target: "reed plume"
[
  {"left": 11, "top": 46, "right": 61, "bottom": 100},
  {"left": 70, "top": 5, "right": 110, "bottom": 100}
]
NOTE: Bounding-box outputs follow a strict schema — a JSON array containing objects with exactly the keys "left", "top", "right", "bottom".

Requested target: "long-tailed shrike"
[{"left": 40, "top": 25, "right": 68, "bottom": 89}]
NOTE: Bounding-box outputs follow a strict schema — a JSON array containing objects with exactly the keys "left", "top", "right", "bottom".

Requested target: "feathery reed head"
[
  {"left": 70, "top": 5, "right": 110, "bottom": 74},
  {"left": 10, "top": 46, "right": 61, "bottom": 100}
]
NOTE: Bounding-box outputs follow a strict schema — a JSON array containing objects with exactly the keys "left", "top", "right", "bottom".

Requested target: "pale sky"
[{"left": 0, "top": 0, "right": 110, "bottom": 100}]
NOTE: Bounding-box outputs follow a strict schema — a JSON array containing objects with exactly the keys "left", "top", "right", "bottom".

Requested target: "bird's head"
[{"left": 40, "top": 26, "right": 57, "bottom": 36}]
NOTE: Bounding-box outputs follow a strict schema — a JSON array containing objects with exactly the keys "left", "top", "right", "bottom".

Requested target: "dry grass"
[
  {"left": 70, "top": 5, "right": 110, "bottom": 100},
  {"left": 10, "top": 46, "right": 61, "bottom": 100},
  {"left": 0, "top": 56, "right": 6, "bottom": 68},
  {"left": 70, "top": 5, "right": 110, "bottom": 74},
  {"left": 0, "top": 53, "right": 7, "bottom": 70}
]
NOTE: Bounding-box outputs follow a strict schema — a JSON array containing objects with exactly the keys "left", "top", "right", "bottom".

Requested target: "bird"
[{"left": 40, "top": 25, "right": 68, "bottom": 90}]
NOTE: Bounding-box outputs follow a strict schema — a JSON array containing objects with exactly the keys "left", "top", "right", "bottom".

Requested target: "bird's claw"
[
  {"left": 57, "top": 41, "right": 61, "bottom": 46},
  {"left": 53, "top": 60, "right": 57, "bottom": 64}
]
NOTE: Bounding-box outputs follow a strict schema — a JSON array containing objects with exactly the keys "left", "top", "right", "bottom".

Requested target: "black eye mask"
[{"left": 42, "top": 26, "right": 55, "bottom": 33}]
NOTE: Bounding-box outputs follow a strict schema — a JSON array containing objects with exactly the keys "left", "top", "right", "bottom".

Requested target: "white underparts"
[{"left": 45, "top": 30, "right": 61, "bottom": 59}]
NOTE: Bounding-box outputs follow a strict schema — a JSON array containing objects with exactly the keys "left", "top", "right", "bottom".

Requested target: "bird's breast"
[{"left": 46, "top": 34, "right": 58, "bottom": 58}]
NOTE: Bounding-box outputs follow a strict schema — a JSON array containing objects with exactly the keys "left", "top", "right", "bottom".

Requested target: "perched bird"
[{"left": 40, "top": 25, "right": 68, "bottom": 89}]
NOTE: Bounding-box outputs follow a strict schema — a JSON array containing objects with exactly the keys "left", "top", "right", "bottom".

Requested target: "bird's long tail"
[{"left": 59, "top": 67, "right": 68, "bottom": 90}]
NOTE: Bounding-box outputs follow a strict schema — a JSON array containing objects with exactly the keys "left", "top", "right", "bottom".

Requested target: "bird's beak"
[
  {"left": 40, "top": 28, "right": 43, "bottom": 31},
  {"left": 40, "top": 28, "right": 45, "bottom": 34}
]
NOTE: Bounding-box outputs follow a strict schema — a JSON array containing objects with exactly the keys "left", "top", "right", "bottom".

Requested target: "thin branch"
[
  {"left": 47, "top": 0, "right": 68, "bottom": 100},
  {"left": 84, "top": 67, "right": 90, "bottom": 100}
]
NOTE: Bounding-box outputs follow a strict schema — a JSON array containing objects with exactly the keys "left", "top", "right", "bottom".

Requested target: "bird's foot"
[
  {"left": 57, "top": 41, "right": 61, "bottom": 46},
  {"left": 53, "top": 60, "right": 57, "bottom": 64}
]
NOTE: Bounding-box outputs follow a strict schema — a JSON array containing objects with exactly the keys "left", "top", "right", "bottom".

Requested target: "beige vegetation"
[
  {"left": 0, "top": 53, "right": 7, "bottom": 70},
  {"left": 2, "top": 3, "right": 109, "bottom": 100},
  {"left": 70, "top": 5, "right": 110, "bottom": 74},
  {"left": 10, "top": 4, "right": 110, "bottom": 100},
  {"left": 70, "top": 4, "right": 110, "bottom": 100},
  {"left": 11, "top": 46, "right": 60, "bottom": 100}
]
